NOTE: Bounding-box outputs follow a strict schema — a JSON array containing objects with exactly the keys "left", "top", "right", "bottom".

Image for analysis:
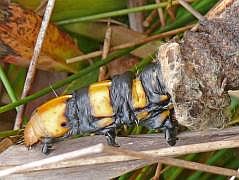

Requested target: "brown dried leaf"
[
  {"left": 0, "top": 3, "right": 82, "bottom": 72},
  {"left": 107, "top": 55, "right": 139, "bottom": 77}
]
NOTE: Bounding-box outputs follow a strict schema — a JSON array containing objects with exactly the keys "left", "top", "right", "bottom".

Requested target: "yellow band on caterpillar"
[
  {"left": 89, "top": 80, "right": 113, "bottom": 117},
  {"left": 132, "top": 79, "right": 148, "bottom": 109},
  {"left": 159, "top": 110, "right": 170, "bottom": 122},
  {"left": 95, "top": 118, "right": 113, "bottom": 128}
]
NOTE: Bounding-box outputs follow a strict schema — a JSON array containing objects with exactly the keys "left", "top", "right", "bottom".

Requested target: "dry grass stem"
[
  {"left": 155, "top": 0, "right": 166, "bottom": 26},
  {"left": 102, "top": 21, "right": 112, "bottom": 59},
  {"left": 143, "top": 10, "right": 158, "bottom": 27},
  {"left": 166, "top": 6, "right": 176, "bottom": 21},
  {"left": 152, "top": 162, "right": 163, "bottom": 179},
  {"left": 14, "top": 0, "right": 56, "bottom": 130},
  {"left": 145, "top": 20, "right": 161, "bottom": 34},
  {"left": 66, "top": 24, "right": 194, "bottom": 63},
  {"left": 178, "top": 0, "right": 206, "bottom": 21},
  {"left": 98, "top": 20, "right": 112, "bottom": 81},
  {"left": 35, "top": 0, "right": 48, "bottom": 15},
  {"left": 146, "top": 139, "right": 239, "bottom": 156},
  {"left": 104, "top": 146, "right": 239, "bottom": 177}
]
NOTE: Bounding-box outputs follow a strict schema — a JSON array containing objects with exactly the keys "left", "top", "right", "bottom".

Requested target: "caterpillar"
[{"left": 24, "top": 63, "right": 178, "bottom": 154}]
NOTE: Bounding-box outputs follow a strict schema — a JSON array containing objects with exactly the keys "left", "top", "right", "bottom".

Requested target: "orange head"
[{"left": 24, "top": 95, "right": 72, "bottom": 146}]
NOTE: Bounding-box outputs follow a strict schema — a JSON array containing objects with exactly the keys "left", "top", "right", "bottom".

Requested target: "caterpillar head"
[{"left": 24, "top": 95, "right": 72, "bottom": 147}]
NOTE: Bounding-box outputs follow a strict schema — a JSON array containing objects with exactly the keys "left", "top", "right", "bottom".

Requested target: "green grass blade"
[
  {"left": 0, "top": 65, "right": 18, "bottom": 111},
  {"left": 0, "top": 129, "right": 22, "bottom": 138},
  {"left": 52, "top": 0, "right": 127, "bottom": 21},
  {"left": 12, "top": 0, "right": 127, "bottom": 21},
  {"left": 7, "top": 65, "right": 26, "bottom": 98},
  {"left": 56, "top": 2, "right": 175, "bottom": 25}
]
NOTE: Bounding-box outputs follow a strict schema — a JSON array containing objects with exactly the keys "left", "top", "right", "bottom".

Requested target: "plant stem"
[
  {"left": 0, "top": 64, "right": 18, "bottom": 111},
  {"left": 0, "top": 48, "right": 134, "bottom": 114},
  {"left": 178, "top": 0, "right": 205, "bottom": 21},
  {"left": 0, "top": 129, "right": 22, "bottom": 138},
  {"left": 56, "top": 1, "right": 178, "bottom": 25}
]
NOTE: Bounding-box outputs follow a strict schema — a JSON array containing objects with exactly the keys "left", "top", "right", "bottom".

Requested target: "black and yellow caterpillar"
[{"left": 24, "top": 63, "right": 178, "bottom": 154}]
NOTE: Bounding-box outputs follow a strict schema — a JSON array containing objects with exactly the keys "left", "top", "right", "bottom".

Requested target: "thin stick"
[
  {"left": 152, "top": 162, "right": 163, "bottom": 179},
  {"left": 0, "top": 144, "right": 104, "bottom": 177},
  {"left": 155, "top": 0, "right": 166, "bottom": 26},
  {"left": 104, "top": 146, "right": 239, "bottom": 177},
  {"left": 178, "top": 0, "right": 206, "bottom": 21},
  {"left": 35, "top": 0, "right": 48, "bottom": 15},
  {"left": 14, "top": 0, "right": 56, "bottom": 130},
  {"left": 144, "top": 20, "right": 161, "bottom": 35},
  {"left": 166, "top": 5, "right": 176, "bottom": 21},
  {"left": 56, "top": 0, "right": 197, "bottom": 25},
  {"left": 143, "top": 10, "right": 158, "bottom": 27},
  {"left": 67, "top": 24, "right": 194, "bottom": 63},
  {"left": 145, "top": 139, "right": 239, "bottom": 156},
  {"left": 98, "top": 20, "right": 112, "bottom": 81},
  {"left": 102, "top": 20, "right": 112, "bottom": 59}
]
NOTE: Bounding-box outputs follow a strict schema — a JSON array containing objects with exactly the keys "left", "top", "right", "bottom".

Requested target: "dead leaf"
[
  {"left": 0, "top": 3, "right": 82, "bottom": 72},
  {"left": 64, "top": 22, "right": 161, "bottom": 58},
  {"left": 107, "top": 55, "right": 139, "bottom": 77},
  {"left": 64, "top": 22, "right": 145, "bottom": 46}
]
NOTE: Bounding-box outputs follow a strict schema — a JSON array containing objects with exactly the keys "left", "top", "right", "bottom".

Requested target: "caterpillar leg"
[
  {"left": 104, "top": 128, "right": 120, "bottom": 147},
  {"left": 41, "top": 137, "right": 54, "bottom": 154},
  {"left": 163, "top": 118, "right": 178, "bottom": 146}
]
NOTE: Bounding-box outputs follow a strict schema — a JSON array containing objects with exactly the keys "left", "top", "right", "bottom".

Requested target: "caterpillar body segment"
[
  {"left": 24, "top": 63, "right": 178, "bottom": 154},
  {"left": 88, "top": 80, "right": 113, "bottom": 117}
]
